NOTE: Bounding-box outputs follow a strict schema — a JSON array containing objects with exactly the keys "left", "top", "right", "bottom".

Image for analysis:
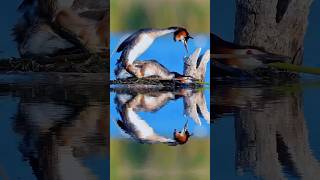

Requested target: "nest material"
[
  {"left": 110, "top": 77, "right": 204, "bottom": 89},
  {"left": 0, "top": 53, "right": 108, "bottom": 73},
  {"left": 111, "top": 48, "right": 210, "bottom": 89}
]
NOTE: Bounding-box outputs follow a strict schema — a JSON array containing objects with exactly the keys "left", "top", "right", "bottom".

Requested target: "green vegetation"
[
  {"left": 110, "top": 139, "right": 210, "bottom": 180},
  {"left": 268, "top": 62, "right": 320, "bottom": 75},
  {"left": 110, "top": 0, "right": 210, "bottom": 33}
]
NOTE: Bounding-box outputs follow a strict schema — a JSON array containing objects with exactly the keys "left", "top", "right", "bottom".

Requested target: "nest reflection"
[
  {"left": 0, "top": 73, "right": 109, "bottom": 180},
  {"left": 112, "top": 87, "right": 210, "bottom": 145}
]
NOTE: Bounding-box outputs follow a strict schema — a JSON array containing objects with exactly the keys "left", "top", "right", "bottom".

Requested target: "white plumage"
[{"left": 126, "top": 34, "right": 154, "bottom": 65}]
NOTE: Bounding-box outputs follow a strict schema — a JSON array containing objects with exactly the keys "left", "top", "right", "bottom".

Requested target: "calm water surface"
[
  {"left": 212, "top": 78, "right": 320, "bottom": 180},
  {"left": 0, "top": 73, "right": 108, "bottom": 180}
]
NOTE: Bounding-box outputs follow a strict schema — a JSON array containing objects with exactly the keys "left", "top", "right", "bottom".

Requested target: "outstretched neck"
[{"left": 151, "top": 27, "right": 177, "bottom": 37}]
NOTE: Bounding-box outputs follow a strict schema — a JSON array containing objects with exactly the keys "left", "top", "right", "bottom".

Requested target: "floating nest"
[
  {"left": 110, "top": 77, "right": 205, "bottom": 90},
  {"left": 110, "top": 48, "right": 210, "bottom": 90},
  {"left": 0, "top": 52, "right": 108, "bottom": 73}
]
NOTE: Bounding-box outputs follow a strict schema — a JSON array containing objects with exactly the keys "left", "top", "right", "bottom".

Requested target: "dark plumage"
[{"left": 211, "top": 33, "right": 290, "bottom": 71}]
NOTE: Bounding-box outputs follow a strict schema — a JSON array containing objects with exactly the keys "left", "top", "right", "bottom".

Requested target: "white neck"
[{"left": 151, "top": 28, "right": 176, "bottom": 38}]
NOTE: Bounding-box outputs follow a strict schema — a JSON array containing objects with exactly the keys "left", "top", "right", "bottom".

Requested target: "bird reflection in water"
[
  {"left": 113, "top": 88, "right": 210, "bottom": 146},
  {"left": 173, "top": 119, "right": 193, "bottom": 145},
  {"left": 4, "top": 74, "right": 109, "bottom": 180}
]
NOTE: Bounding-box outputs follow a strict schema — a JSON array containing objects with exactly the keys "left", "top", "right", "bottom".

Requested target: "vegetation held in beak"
[{"left": 183, "top": 39, "right": 189, "bottom": 53}]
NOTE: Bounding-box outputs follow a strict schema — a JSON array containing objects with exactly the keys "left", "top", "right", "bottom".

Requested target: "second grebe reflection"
[
  {"left": 113, "top": 88, "right": 209, "bottom": 145},
  {"left": 173, "top": 119, "right": 193, "bottom": 145},
  {"left": 6, "top": 73, "right": 109, "bottom": 180}
]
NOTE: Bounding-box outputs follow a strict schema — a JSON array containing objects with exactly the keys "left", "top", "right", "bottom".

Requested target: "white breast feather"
[
  {"left": 127, "top": 108, "right": 154, "bottom": 138},
  {"left": 143, "top": 68, "right": 156, "bottom": 77},
  {"left": 127, "top": 34, "right": 153, "bottom": 64},
  {"left": 143, "top": 96, "right": 158, "bottom": 105}
]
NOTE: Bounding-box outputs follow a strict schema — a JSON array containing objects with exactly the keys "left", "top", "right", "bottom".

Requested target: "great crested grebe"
[
  {"left": 13, "top": 0, "right": 108, "bottom": 57},
  {"left": 115, "top": 27, "right": 193, "bottom": 77},
  {"left": 13, "top": 18, "right": 75, "bottom": 57},
  {"left": 211, "top": 33, "right": 290, "bottom": 71},
  {"left": 115, "top": 93, "right": 192, "bottom": 145},
  {"left": 13, "top": 0, "right": 75, "bottom": 57},
  {"left": 116, "top": 106, "right": 177, "bottom": 145},
  {"left": 173, "top": 120, "right": 192, "bottom": 144},
  {"left": 52, "top": 8, "right": 108, "bottom": 52},
  {"left": 115, "top": 59, "right": 193, "bottom": 83}
]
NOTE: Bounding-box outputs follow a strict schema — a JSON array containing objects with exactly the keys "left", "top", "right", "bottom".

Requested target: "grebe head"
[
  {"left": 171, "top": 72, "right": 194, "bottom": 83},
  {"left": 173, "top": 27, "right": 193, "bottom": 53},
  {"left": 172, "top": 120, "right": 193, "bottom": 145}
]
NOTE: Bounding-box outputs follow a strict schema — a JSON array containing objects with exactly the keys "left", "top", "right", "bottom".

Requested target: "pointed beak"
[
  {"left": 181, "top": 120, "right": 189, "bottom": 135},
  {"left": 183, "top": 39, "right": 189, "bottom": 53}
]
